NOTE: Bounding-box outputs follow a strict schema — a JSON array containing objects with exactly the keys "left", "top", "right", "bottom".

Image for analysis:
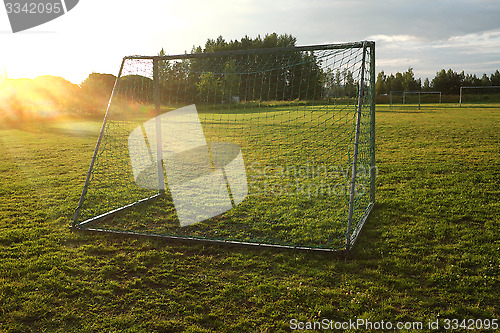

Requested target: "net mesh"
[{"left": 74, "top": 42, "right": 375, "bottom": 251}]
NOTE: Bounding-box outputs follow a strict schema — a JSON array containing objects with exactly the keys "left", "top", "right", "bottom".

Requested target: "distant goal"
[
  {"left": 73, "top": 41, "right": 376, "bottom": 252},
  {"left": 390, "top": 91, "right": 442, "bottom": 109},
  {"left": 459, "top": 86, "right": 500, "bottom": 106}
]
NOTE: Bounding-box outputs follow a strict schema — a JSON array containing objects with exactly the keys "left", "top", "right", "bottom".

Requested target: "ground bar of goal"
[{"left": 74, "top": 193, "right": 162, "bottom": 228}]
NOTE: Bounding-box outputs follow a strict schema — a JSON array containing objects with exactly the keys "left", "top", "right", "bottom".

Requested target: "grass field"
[
  {"left": 0, "top": 104, "right": 499, "bottom": 332},
  {"left": 74, "top": 103, "right": 372, "bottom": 251}
]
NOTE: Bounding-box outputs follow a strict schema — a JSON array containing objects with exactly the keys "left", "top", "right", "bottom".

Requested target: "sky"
[{"left": 1, "top": 0, "right": 500, "bottom": 84}]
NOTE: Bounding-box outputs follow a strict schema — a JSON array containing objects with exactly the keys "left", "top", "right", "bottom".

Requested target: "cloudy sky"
[{"left": 1, "top": 0, "right": 499, "bottom": 84}]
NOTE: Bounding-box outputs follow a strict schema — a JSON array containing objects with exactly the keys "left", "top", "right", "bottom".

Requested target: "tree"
[
  {"left": 375, "top": 71, "right": 387, "bottom": 95},
  {"left": 325, "top": 69, "right": 357, "bottom": 98},
  {"left": 491, "top": 70, "right": 500, "bottom": 86},
  {"left": 402, "top": 67, "right": 421, "bottom": 91},
  {"left": 157, "top": 48, "right": 169, "bottom": 85},
  {"left": 187, "top": 33, "right": 323, "bottom": 102},
  {"left": 33, "top": 75, "right": 81, "bottom": 111},
  {"left": 377, "top": 68, "right": 500, "bottom": 96},
  {"left": 80, "top": 73, "right": 117, "bottom": 113},
  {"left": 196, "top": 72, "right": 223, "bottom": 104},
  {"left": 221, "top": 60, "right": 240, "bottom": 103},
  {"left": 375, "top": 68, "right": 421, "bottom": 95},
  {"left": 431, "top": 69, "right": 462, "bottom": 94},
  {"left": 118, "top": 75, "right": 154, "bottom": 104},
  {"left": 463, "top": 73, "right": 481, "bottom": 87},
  {"left": 389, "top": 73, "right": 404, "bottom": 92},
  {"left": 196, "top": 33, "right": 296, "bottom": 54},
  {"left": 481, "top": 73, "right": 491, "bottom": 86},
  {"left": 343, "top": 69, "right": 357, "bottom": 98},
  {"left": 80, "top": 73, "right": 116, "bottom": 97},
  {"left": 195, "top": 60, "right": 241, "bottom": 104},
  {"left": 423, "top": 78, "right": 430, "bottom": 91}
]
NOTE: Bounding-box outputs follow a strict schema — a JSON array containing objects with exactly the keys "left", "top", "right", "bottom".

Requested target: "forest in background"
[{"left": 376, "top": 67, "right": 500, "bottom": 95}]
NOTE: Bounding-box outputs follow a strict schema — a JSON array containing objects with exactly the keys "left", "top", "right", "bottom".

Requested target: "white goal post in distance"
[
  {"left": 459, "top": 86, "right": 500, "bottom": 106},
  {"left": 403, "top": 91, "right": 442, "bottom": 104},
  {"left": 390, "top": 91, "right": 441, "bottom": 110}
]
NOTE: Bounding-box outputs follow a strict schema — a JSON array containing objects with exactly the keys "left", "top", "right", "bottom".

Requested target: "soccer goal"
[
  {"left": 73, "top": 41, "right": 376, "bottom": 252},
  {"left": 390, "top": 91, "right": 441, "bottom": 109},
  {"left": 459, "top": 86, "right": 500, "bottom": 106}
]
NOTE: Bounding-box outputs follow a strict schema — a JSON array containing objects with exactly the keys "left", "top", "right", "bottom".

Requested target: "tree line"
[
  {"left": 115, "top": 33, "right": 368, "bottom": 107},
  {"left": 0, "top": 73, "right": 117, "bottom": 121},
  {"left": 150, "top": 33, "right": 325, "bottom": 104},
  {"left": 376, "top": 68, "right": 500, "bottom": 95}
]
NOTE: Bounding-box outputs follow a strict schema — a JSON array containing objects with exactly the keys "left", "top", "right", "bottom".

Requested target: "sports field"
[
  {"left": 74, "top": 103, "right": 372, "bottom": 251},
  {"left": 0, "top": 104, "right": 498, "bottom": 331}
]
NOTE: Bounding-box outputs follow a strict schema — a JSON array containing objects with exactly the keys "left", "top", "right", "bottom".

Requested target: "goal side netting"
[{"left": 73, "top": 41, "right": 376, "bottom": 251}]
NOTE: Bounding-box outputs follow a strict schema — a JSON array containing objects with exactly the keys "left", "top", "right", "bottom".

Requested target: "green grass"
[
  {"left": 0, "top": 104, "right": 499, "bottom": 332},
  {"left": 76, "top": 104, "right": 371, "bottom": 250}
]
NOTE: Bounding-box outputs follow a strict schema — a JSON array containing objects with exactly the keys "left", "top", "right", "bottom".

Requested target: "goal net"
[
  {"left": 73, "top": 41, "right": 376, "bottom": 251},
  {"left": 390, "top": 91, "right": 441, "bottom": 110},
  {"left": 459, "top": 86, "right": 500, "bottom": 106}
]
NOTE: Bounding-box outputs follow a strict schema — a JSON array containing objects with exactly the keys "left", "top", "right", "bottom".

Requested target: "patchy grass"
[
  {"left": 0, "top": 105, "right": 499, "bottom": 332},
  {"left": 75, "top": 104, "right": 370, "bottom": 250}
]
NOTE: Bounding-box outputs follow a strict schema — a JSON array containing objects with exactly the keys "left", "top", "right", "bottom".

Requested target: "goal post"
[
  {"left": 390, "top": 91, "right": 441, "bottom": 109},
  {"left": 404, "top": 91, "right": 441, "bottom": 105},
  {"left": 459, "top": 86, "right": 500, "bottom": 106},
  {"left": 73, "top": 41, "right": 376, "bottom": 252}
]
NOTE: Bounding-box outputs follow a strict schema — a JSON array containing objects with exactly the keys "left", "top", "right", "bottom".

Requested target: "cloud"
[
  {"left": 377, "top": 57, "right": 420, "bottom": 68},
  {"left": 371, "top": 28, "right": 500, "bottom": 78},
  {"left": 2, "top": 0, "right": 500, "bottom": 83},
  {"left": 434, "top": 29, "right": 500, "bottom": 50},
  {"left": 368, "top": 35, "right": 422, "bottom": 43}
]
